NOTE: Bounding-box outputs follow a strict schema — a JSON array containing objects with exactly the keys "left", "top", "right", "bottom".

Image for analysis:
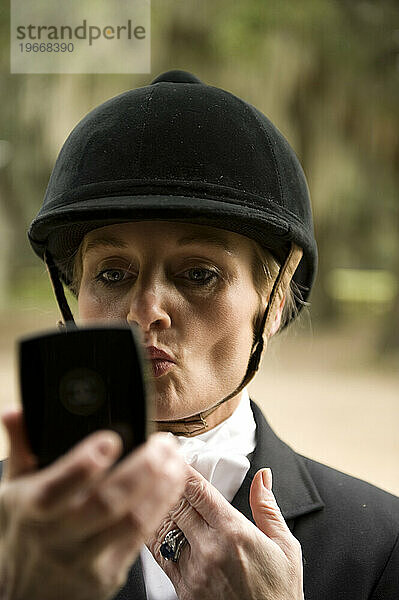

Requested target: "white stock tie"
[{"left": 175, "top": 388, "right": 256, "bottom": 500}]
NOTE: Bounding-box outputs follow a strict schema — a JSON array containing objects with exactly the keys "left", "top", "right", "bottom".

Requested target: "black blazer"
[{"left": 114, "top": 401, "right": 399, "bottom": 600}]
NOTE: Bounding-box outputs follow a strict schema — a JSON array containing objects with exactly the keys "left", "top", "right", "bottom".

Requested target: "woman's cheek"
[
  {"left": 78, "top": 286, "right": 121, "bottom": 321},
  {"left": 203, "top": 302, "right": 251, "bottom": 368}
]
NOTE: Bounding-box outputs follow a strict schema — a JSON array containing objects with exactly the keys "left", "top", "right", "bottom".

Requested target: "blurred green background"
[{"left": 0, "top": 1, "right": 398, "bottom": 493}]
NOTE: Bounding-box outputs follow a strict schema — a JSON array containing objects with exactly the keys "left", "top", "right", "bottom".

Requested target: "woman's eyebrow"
[
  {"left": 84, "top": 235, "right": 129, "bottom": 254},
  {"left": 84, "top": 233, "right": 237, "bottom": 255},
  {"left": 177, "top": 234, "right": 236, "bottom": 254}
]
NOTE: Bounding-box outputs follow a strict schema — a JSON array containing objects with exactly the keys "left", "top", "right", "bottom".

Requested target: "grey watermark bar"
[{"left": 11, "top": 0, "right": 150, "bottom": 74}]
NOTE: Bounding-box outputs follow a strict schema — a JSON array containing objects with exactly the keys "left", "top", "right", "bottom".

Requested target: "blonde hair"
[
  {"left": 70, "top": 240, "right": 85, "bottom": 297},
  {"left": 250, "top": 241, "right": 301, "bottom": 340}
]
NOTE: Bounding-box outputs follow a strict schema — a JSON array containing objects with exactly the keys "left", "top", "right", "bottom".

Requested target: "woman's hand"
[
  {"left": 0, "top": 409, "right": 187, "bottom": 600},
  {"left": 149, "top": 466, "right": 304, "bottom": 600}
]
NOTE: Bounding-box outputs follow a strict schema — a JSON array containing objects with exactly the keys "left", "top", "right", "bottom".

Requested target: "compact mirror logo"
[{"left": 11, "top": 0, "right": 151, "bottom": 74}]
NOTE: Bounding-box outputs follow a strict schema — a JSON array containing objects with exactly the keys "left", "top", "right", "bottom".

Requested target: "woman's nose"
[{"left": 126, "top": 288, "right": 172, "bottom": 333}]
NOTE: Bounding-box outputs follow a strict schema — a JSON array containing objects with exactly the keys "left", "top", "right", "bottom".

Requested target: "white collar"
[{"left": 176, "top": 388, "right": 256, "bottom": 501}]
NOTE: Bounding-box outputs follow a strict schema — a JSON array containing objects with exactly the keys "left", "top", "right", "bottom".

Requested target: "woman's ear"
[{"left": 267, "top": 295, "right": 286, "bottom": 338}]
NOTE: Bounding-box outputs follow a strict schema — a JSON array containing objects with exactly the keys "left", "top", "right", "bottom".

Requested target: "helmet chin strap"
[
  {"left": 44, "top": 250, "right": 77, "bottom": 331},
  {"left": 44, "top": 244, "right": 303, "bottom": 436}
]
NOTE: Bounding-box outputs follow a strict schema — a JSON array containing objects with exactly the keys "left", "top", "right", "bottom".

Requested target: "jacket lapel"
[
  {"left": 232, "top": 401, "right": 324, "bottom": 525},
  {"left": 113, "top": 557, "right": 147, "bottom": 600}
]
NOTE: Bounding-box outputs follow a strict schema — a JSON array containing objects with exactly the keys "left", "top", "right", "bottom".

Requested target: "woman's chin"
[
  {"left": 152, "top": 394, "right": 201, "bottom": 423},
  {"left": 153, "top": 405, "right": 191, "bottom": 422}
]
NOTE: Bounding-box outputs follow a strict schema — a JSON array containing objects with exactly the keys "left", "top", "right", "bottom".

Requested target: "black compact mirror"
[{"left": 18, "top": 324, "right": 151, "bottom": 468}]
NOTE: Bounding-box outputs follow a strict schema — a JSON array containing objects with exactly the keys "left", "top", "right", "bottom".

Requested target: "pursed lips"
[
  {"left": 145, "top": 346, "right": 176, "bottom": 377},
  {"left": 145, "top": 346, "right": 176, "bottom": 362}
]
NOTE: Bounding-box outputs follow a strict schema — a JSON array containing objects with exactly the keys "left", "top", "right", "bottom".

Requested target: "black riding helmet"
[{"left": 28, "top": 69, "right": 317, "bottom": 433}]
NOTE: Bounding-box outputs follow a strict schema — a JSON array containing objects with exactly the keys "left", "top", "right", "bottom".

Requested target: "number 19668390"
[{"left": 19, "top": 42, "right": 74, "bottom": 52}]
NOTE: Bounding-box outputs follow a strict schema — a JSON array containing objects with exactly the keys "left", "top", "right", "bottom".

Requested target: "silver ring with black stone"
[{"left": 160, "top": 528, "right": 187, "bottom": 562}]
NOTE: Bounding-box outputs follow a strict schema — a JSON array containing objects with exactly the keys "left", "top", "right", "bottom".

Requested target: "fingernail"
[
  {"left": 96, "top": 432, "right": 120, "bottom": 458},
  {"left": 261, "top": 468, "right": 272, "bottom": 491}
]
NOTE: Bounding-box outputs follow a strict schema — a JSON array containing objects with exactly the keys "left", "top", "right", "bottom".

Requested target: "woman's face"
[{"left": 77, "top": 221, "right": 263, "bottom": 422}]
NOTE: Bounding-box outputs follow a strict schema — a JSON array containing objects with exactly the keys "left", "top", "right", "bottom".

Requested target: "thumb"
[
  {"left": 1, "top": 408, "right": 37, "bottom": 480},
  {"left": 249, "top": 468, "right": 291, "bottom": 548}
]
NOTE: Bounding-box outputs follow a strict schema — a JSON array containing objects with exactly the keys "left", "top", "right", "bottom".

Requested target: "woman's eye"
[
  {"left": 95, "top": 269, "right": 130, "bottom": 285},
  {"left": 182, "top": 267, "right": 218, "bottom": 285},
  {"left": 93, "top": 266, "right": 218, "bottom": 288}
]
